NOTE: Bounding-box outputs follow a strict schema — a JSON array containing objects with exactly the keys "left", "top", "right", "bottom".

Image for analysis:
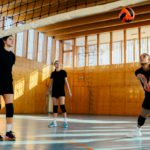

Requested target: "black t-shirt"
[
  {"left": 50, "top": 70, "right": 67, "bottom": 91},
  {"left": 135, "top": 66, "right": 150, "bottom": 109},
  {"left": 0, "top": 48, "right": 15, "bottom": 82},
  {"left": 135, "top": 66, "right": 150, "bottom": 91}
]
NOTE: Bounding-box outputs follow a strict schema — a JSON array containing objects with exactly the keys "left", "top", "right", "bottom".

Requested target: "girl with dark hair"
[{"left": 0, "top": 35, "right": 16, "bottom": 141}]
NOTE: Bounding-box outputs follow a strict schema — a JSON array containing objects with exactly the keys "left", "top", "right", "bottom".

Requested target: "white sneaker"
[
  {"left": 127, "top": 127, "right": 142, "bottom": 137},
  {"left": 48, "top": 121, "right": 57, "bottom": 128}
]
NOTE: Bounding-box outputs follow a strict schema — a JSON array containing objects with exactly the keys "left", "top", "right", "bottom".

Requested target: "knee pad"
[
  {"left": 53, "top": 105, "right": 58, "bottom": 113},
  {"left": 6, "top": 103, "right": 14, "bottom": 118},
  {"left": 138, "top": 115, "right": 146, "bottom": 127},
  {"left": 60, "top": 105, "right": 66, "bottom": 113}
]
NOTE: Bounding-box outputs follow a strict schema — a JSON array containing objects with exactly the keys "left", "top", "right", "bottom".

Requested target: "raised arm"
[{"left": 136, "top": 74, "right": 150, "bottom": 91}]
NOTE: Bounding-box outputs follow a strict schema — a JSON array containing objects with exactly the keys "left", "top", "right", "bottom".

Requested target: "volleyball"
[{"left": 119, "top": 7, "right": 135, "bottom": 23}]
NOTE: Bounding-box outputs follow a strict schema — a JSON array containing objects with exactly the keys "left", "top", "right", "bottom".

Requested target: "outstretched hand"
[{"left": 137, "top": 74, "right": 150, "bottom": 92}]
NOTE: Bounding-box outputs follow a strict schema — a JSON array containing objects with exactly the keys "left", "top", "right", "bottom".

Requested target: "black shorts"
[
  {"left": 52, "top": 89, "right": 65, "bottom": 98},
  {"left": 0, "top": 80, "right": 14, "bottom": 95},
  {"left": 142, "top": 92, "right": 150, "bottom": 109}
]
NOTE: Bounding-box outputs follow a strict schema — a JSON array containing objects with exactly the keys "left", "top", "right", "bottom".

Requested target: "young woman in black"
[
  {"left": 47, "top": 60, "right": 72, "bottom": 128},
  {"left": 0, "top": 35, "right": 16, "bottom": 141},
  {"left": 128, "top": 53, "right": 150, "bottom": 137}
]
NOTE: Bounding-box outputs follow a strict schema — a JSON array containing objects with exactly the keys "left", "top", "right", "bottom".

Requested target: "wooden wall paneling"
[
  {"left": 81, "top": 86, "right": 89, "bottom": 114},
  {"left": 125, "top": 64, "right": 139, "bottom": 86},
  {"left": 63, "top": 63, "right": 147, "bottom": 115},
  {"left": 10, "top": 58, "right": 47, "bottom": 114},
  {"left": 125, "top": 86, "right": 142, "bottom": 115},
  {"left": 110, "top": 65, "right": 125, "bottom": 86},
  {"left": 98, "top": 86, "right": 110, "bottom": 115},
  {"left": 110, "top": 86, "right": 126, "bottom": 115}
]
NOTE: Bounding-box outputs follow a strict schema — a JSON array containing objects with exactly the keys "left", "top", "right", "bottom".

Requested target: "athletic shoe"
[
  {"left": 63, "top": 122, "right": 69, "bottom": 129},
  {"left": 127, "top": 127, "right": 142, "bottom": 137},
  {"left": 5, "top": 131, "right": 16, "bottom": 141},
  {"left": 48, "top": 121, "right": 57, "bottom": 128}
]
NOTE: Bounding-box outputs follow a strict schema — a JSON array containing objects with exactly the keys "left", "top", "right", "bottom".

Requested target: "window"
[
  {"left": 141, "top": 26, "right": 150, "bottom": 54},
  {"left": 76, "top": 37, "right": 85, "bottom": 46},
  {"left": 63, "top": 52, "right": 73, "bottom": 68},
  {"left": 61, "top": 25, "right": 150, "bottom": 68},
  {"left": 99, "top": 32, "right": 110, "bottom": 65},
  {"left": 126, "top": 28, "right": 139, "bottom": 63},
  {"left": 16, "top": 32, "right": 24, "bottom": 56},
  {"left": 135, "top": 39, "right": 139, "bottom": 62},
  {"left": 63, "top": 40, "right": 73, "bottom": 68},
  {"left": 16, "top": 23, "right": 24, "bottom": 56},
  {"left": 55, "top": 40, "right": 60, "bottom": 60},
  {"left": 76, "top": 37, "right": 85, "bottom": 67},
  {"left": 112, "top": 30, "right": 124, "bottom": 64},
  {"left": 4, "top": 17, "right": 13, "bottom": 30},
  {"left": 64, "top": 40, "right": 73, "bottom": 51},
  {"left": 47, "top": 37, "right": 52, "bottom": 65},
  {"left": 126, "top": 40, "right": 134, "bottom": 63},
  {"left": 27, "top": 30, "right": 34, "bottom": 60},
  {"left": 88, "top": 45, "right": 97, "bottom": 66},
  {"left": 88, "top": 35, "right": 97, "bottom": 66},
  {"left": 77, "top": 46, "right": 85, "bottom": 67},
  {"left": 37, "top": 32, "right": 44, "bottom": 62}
]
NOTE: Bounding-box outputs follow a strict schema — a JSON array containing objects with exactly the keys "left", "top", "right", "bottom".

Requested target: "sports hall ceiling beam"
[
  {"left": 37, "top": 3, "right": 150, "bottom": 32},
  {"left": 55, "top": 20, "right": 150, "bottom": 40},
  {"left": 46, "top": 13, "right": 150, "bottom": 36}
]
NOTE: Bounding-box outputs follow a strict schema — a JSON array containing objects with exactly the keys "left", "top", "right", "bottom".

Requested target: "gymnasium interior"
[{"left": 0, "top": 0, "right": 150, "bottom": 149}]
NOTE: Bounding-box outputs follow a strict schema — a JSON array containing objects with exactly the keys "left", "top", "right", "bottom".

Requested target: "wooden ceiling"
[{"left": 35, "top": 1, "right": 150, "bottom": 40}]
